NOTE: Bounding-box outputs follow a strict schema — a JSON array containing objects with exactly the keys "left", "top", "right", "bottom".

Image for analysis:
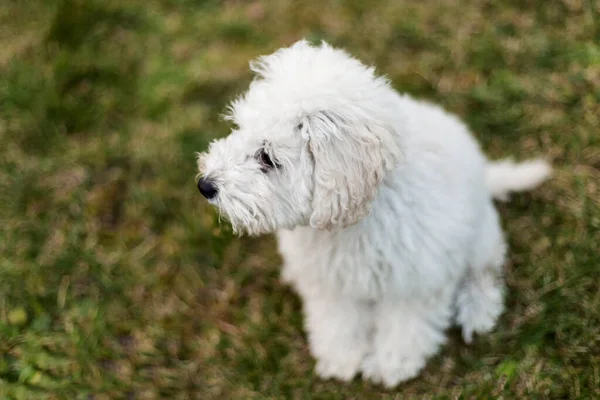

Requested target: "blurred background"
[{"left": 0, "top": 0, "right": 598, "bottom": 398}]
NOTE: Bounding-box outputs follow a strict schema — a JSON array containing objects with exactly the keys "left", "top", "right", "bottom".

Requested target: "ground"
[{"left": 0, "top": 0, "right": 599, "bottom": 399}]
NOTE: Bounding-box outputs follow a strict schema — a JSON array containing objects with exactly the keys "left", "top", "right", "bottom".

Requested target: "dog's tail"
[{"left": 485, "top": 158, "right": 552, "bottom": 201}]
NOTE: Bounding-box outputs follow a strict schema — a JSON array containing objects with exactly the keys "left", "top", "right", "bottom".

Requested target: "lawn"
[{"left": 0, "top": 0, "right": 599, "bottom": 398}]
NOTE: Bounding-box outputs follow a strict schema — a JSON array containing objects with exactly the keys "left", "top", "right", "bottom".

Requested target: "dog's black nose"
[{"left": 198, "top": 178, "right": 218, "bottom": 199}]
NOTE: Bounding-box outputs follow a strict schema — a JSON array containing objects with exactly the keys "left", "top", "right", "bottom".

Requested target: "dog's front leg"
[
  {"left": 301, "top": 291, "right": 373, "bottom": 382},
  {"left": 361, "top": 292, "right": 454, "bottom": 388}
]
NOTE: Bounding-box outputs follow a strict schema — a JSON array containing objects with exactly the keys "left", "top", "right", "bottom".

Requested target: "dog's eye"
[{"left": 256, "top": 148, "right": 276, "bottom": 172}]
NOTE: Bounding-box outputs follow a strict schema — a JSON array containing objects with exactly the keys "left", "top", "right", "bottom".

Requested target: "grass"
[{"left": 0, "top": 0, "right": 599, "bottom": 398}]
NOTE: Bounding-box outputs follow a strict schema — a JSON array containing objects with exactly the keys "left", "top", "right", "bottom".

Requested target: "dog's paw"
[
  {"left": 360, "top": 352, "right": 424, "bottom": 388},
  {"left": 313, "top": 345, "right": 366, "bottom": 382},
  {"left": 315, "top": 357, "right": 360, "bottom": 382},
  {"left": 460, "top": 312, "right": 497, "bottom": 345}
]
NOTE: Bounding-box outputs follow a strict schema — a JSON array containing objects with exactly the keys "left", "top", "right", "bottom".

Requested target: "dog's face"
[
  {"left": 197, "top": 118, "right": 314, "bottom": 235},
  {"left": 196, "top": 40, "right": 401, "bottom": 235}
]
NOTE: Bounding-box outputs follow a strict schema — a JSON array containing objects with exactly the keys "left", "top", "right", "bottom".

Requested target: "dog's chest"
[
  {"left": 277, "top": 228, "right": 387, "bottom": 299},
  {"left": 277, "top": 219, "right": 467, "bottom": 301},
  {"left": 276, "top": 186, "right": 477, "bottom": 300}
]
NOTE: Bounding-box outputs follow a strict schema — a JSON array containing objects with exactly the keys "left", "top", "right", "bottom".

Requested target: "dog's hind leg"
[{"left": 455, "top": 203, "right": 507, "bottom": 343}]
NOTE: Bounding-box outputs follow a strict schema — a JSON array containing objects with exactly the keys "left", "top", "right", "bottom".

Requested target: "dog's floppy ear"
[{"left": 302, "top": 110, "right": 400, "bottom": 230}]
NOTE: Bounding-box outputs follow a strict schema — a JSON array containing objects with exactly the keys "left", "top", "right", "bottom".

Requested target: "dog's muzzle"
[{"left": 198, "top": 177, "right": 218, "bottom": 199}]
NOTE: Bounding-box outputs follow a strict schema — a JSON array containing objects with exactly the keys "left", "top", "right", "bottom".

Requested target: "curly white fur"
[{"left": 196, "top": 40, "right": 552, "bottom": 388}]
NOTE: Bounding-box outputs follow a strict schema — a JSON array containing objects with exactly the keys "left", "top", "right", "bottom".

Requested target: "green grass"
[{"left": 1, "top": 0, "right": 599, "bottom": 398}]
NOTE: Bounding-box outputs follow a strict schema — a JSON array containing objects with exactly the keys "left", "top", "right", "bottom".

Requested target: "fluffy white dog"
[{"left": 196, "top": 40, "right": 551, "bottom": 388}]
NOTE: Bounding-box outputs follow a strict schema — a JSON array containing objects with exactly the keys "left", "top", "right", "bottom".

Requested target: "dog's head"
[{"left": 196, "top": 40, "right": 402, "bottom": 235}]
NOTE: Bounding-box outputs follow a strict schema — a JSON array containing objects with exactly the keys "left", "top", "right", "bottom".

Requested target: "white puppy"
[{"left": 196, "top": 40, "right": 551, "bottom": 388}]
